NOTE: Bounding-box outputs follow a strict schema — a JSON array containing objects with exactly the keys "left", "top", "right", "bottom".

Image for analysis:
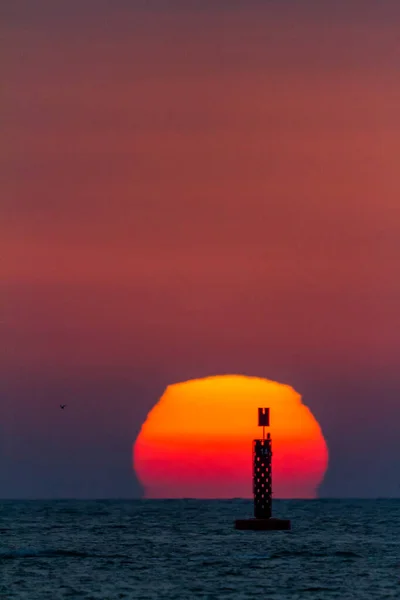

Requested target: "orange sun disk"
[{"left": 133, "top": 375, "right": 329, "bottom": 499}]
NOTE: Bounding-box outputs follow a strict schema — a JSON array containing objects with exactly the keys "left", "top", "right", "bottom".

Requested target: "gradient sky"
[{"left": 2, "top": 0, "right": 400, "bottom": 498}]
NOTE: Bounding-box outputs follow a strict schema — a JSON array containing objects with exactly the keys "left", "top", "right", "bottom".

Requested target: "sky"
[{"left": 2, "top": 0, "right": 400, "bottom": 498}]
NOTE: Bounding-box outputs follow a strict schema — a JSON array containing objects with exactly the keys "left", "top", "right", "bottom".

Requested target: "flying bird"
[{"left": 60, "top": 404, "right": 66, "bottom": 409}]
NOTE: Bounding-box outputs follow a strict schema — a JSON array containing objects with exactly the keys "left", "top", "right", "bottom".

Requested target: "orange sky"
[{"left": 1, "top": 1, "right": 400, "bottom": 498}]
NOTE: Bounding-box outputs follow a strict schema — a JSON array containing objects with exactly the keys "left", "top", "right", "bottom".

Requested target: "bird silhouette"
[{"left": 60, "top": 404, "right": 66, "bottom": 409}]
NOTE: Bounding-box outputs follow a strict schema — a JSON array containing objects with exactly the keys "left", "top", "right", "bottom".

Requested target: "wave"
[
  {"left": 0, "top": 549, "right": 129, "bottom": 560},
  {"left": 300, "top": 587, "right": 337, "bottom": 593},
  {"left": 269, "top": 549, "right": 361, "bottom": 559}
]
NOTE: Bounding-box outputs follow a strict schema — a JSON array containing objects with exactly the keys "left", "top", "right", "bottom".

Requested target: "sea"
[{"left": 0, "top": 499, "right": 399, "bottom": 600}]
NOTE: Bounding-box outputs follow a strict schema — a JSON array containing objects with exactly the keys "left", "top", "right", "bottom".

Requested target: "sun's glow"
[{"left": 133, "top": 375, "right": 328, "bottom": 498}]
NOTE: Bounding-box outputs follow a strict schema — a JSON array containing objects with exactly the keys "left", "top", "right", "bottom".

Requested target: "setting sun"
[{"left": 134, "top": 375, "right": 329, "bottom": 498}]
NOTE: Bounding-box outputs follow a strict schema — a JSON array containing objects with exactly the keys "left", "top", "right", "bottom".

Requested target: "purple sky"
[{"left": 2, "top": 0, "right": 400, "bottom": 498}]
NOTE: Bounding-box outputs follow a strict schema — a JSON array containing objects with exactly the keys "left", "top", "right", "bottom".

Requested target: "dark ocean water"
[{"left": 0, "top": 499, "right": 399, "bottom": 599}]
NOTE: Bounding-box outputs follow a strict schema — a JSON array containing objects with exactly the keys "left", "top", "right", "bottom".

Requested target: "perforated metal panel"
[{"left": 253, "top": 438, "right": 272, "bottom": 519}]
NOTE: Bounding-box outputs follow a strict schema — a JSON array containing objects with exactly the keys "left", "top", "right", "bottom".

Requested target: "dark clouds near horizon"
[{"left": 1, "top": 0, "right": 400, "bottom": 498}]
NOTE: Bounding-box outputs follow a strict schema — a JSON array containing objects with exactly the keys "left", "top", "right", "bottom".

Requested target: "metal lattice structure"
[
  {"left": 235, "top": 408, "right": 290, "bottom": 530},
  {"left": 253, "top": 436, "right": 272, "bottom": 519}
]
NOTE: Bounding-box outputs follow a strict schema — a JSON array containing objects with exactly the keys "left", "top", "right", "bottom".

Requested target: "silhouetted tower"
[
  {"left": 234, "top": 407, "right": 291, "bottom": 530},
  {"left": 253, "top": 408, "right": 272, "bottom": 519}
]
